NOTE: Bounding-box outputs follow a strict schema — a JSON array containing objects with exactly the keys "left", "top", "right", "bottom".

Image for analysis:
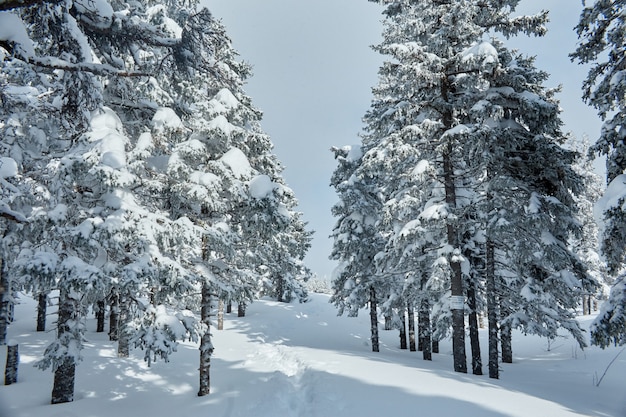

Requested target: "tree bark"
[
  {"left": 226, "top": 300, "right": 232, "bottom": 314},
  {"left": 217, "top": 299, "right": 224, "bottom": 331},
  {"left": 37, "top": 293, "right": 47, "bottom": 332},
  {"left": 369, "top": 286, "right": 380, "bottom": 352},
  {"left": 96, "top": 300, "right": 105, "bottom": 333},
  {"left": 486, "top": 238, "right": 499, "bottom": 379},
  {"left": 399, "top": 309, "right": 407, "bottom": 350},
  {"left": 109, "top": 291, "right": 119, "bottom": 341},
  {"left": 198, "top": 282, "right": 213, "bottom": 396},
  {"left": 501, "top": 322, "right": 513, "bottom": 363},
  {"left": 276, "top": 274, "right": 284, "bottom": 302},
  {"left": 0, "top": 257, "right": 8, "bottom": 345},
  {"left": 419, "top": 297, "right": 432, "bottom": 360},
  {"left": 51, "top": 289, "right": 76, "bottom": 404},
  {"left": 237, "top": 302, "right": 246, "bottom": 318},
  {"left": 117, "top": 293, "right": 130, "bottom": 358},
  {"left": 4, "top": 342, "right": 18, "bottom": 385},
  {"left": 467, "top": 278, "right": 482, "bottom": 375},
  {"left": 384, "top": 314, "right": 392, "bottom": 330},
  {"left": 407, "top": 302, "right": 416, "bottom": 352}
]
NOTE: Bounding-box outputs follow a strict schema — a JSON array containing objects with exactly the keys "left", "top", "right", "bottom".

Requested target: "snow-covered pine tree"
[
  {"left": 571, "top": 0, "right": 626, "bottom": 347},
  {"left": 329, "top": 144, "right": 385, "bottom": 352}
]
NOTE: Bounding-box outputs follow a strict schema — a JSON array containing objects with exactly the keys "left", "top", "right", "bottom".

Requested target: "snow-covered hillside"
[{"left": 0, "top": 293, "right": 624, "bottom": 417}]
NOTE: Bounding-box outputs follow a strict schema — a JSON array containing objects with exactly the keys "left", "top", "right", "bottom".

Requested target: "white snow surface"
[
  {"left": 1, "top": 293, "right": 624, "bottom": 417},
  {"left": 152, "top": 107, "right": 184, "bottom": 131},
  {"left": 0, "top": 12, "right": 35, "bottom": 57},
  {"left": 249, "top": 174, "right": 275, "bottom": 199},
  {"left": 596, "top": 174, "right": 626, "bottom": 216},
  {"left": 0, "top": 157, "right": 18, "bottom": 178},
  {"left": 220, "top": 147, "right": 252, "bottom": 178}
]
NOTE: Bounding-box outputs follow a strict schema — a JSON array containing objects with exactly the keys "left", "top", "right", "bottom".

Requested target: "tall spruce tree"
[{"left": 572, "top": 0, "right": 626, "bottom": 347}]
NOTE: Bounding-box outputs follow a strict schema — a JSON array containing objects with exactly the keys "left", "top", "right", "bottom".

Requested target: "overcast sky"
[{"left": 205, "top": 0, "right": 603, "bottom": 280}]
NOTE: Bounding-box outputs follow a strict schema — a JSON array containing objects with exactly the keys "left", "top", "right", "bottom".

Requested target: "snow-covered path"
[{"left": 1, "top": 293, "right": 625, "bottom": 417}]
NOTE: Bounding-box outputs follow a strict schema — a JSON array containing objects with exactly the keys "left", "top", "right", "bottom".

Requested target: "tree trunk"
[
  {"left": 95, "top": 300, "right": 105, "bottom": 333},
  {"left": 501, "top": 322, "right": 513, "bottom": 364},
  {"left": 51, "top": 289, "right": 76, "bottom": 404},
  {"left": 237, "top": 302, "right": 246, "bottom": 318},
  {"left": 226, "top": 300, "right": 232, "bottom": 314},
  {"left": 217, "top": 299, "right": 224, "bottom": 331},
  {"left": 37, "top": 293, "right": 47, "bottom": 332},
  {"left": 443, "top": 143, "right": 467, "bottom": 373},
  {"left": 419, "top": 297, "right": 432, "bottom": 360},
  {"left": 486, "top": 238, "right": 499, "bottom": 379},
  {"left": 384, "top": 314, "right": 392, "bottom": 330},
  {"left": 407, "top": 302, "right": 416, "bottom": 352},
  {"left": 117, "top": 293, "right": 129, "bottom": 358},
  {"left": 0, "top": 257, "right": 9, "bottom": 345},
  {"left": 109, "top": 291, "right": 119, "bottom": 341},
  {"left": 276, "top": 274, "right": 284, "bottom": 303},
  {"left": 369, "top": 286, "right": 379, "bottom": 352},
  {"left": 467, "top": 278, "right": 482, "bottom": 375},
  {"left": 198, "top": 282, "right": 213, "bottom": 396},
  {"left": 399, "top": 309, "right": 407, "bottom": 350},
  {"left": 4, "top": 342, "right": 18, "bottom": 385},
  {"left": 432, "top": 338, "right": 439, "bottom": 354}
]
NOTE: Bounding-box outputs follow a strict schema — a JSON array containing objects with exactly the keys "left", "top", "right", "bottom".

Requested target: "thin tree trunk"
[
  {"left": 501, "top": 322, "right": 513, "bottom": 363},
  {"left": 419, "top": 297, "right": 432, "bottom": 361},
  {"left": 399, "top": 309, "right": 407, "bottom": 350},
  {"left": 369, "top": 286, "right": 379, "bottom": 352},
  {"left": 237, "top": 302, "right": 246, "bottom": 318},
  {"left": 51, "top": 289, "right": 76, "bottom": 404},
  {"left": 109, "top": 291, "right": 119, "bottom": 341},
  {"left": 117, "top": 293, "right": 129, "bottom": 358},
  {"left": 37, "top": 293, "right": 47, "bottom": 332},
  {"left": 486, "top": 238, "right": 499, "bottom": 379},
  {"left": 276, "top": 275, "right": 284, "bottom": 302},
  {"left": 443, "top": 141, "right": 467, "bottom": 373},
  {"left": 407, "top": 301, "right": 416, "bottom": 352},
  {"left": 95, "top": 300, "right": 105, "bottom": 333},
  {"left": 0, "top": 257, "right": 8, "bottom": 345},
  {"left": 467, "top": 278, "right": 482, "bottom": 375},
  {"left": 4, "top": 342, "right": 18, "bottom": 385},
  {"left": 198, "top": 282, "right": 213, "bottom": 396},
  {"left": 217, "top": 299, "right": 224, "bottom": 331},
  {"left": 384, "top": 314, "right": 392, "bottom": 330},
  {"left": 226, "top": 300, "right": 232, "bottom": 314}
]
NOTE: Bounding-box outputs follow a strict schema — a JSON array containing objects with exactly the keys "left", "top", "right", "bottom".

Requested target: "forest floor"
[{"left": 0, "top": 292, "right": 624, "bottom": 417}]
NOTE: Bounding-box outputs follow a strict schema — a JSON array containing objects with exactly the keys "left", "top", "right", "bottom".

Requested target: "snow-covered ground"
[{"left": 0, "top": 293, "right": 624, "bottom": 417}]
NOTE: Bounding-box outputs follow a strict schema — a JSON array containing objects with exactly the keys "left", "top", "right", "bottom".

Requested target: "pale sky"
[{"left": 205, "top": 0, "right": 603, "bottom": 280}]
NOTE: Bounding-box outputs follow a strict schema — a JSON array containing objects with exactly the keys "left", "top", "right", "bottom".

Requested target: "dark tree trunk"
[
  {"left": 276, "top": 275, "right": 284, "bottom": 302},
  {"left": 443, "top": 142, "right": 467, "bottom": 374},
  {"left": 369, "top": 286, "right": 379, "bottom": 352},
  {"left": 486, "top": 239, "right": 499, "bottom": 379},
  {"left": 51, "top": 289, "right": 76, "bottom": 404},
  {"left": 198, "top": 282, "right": 213, "bottom": 396},
  {"left": 109, "top": 291, "right": 119, "bottom": 341},
  {"left": 419, "top": 298, "right": 432, "bottom": 361},
  {"left": 384, "top": 314, "right": 392, "bottom": 330},
  {"left": 217, "top": 299, "right": 224, "bottom": 331},
  {"left": 4, "top": 342, "right": 18, "bottom": 385},
  {"left": 237, "top": 302, "right": 246, "bottom": 318},
  {"left": 117, "top": 294, "right": 129, "bottom": 358},
  {"left": 399, "top": 309, "right": 407, "bottom": 350},
  {"left": 226, "top": 300, "right": 232, "bottom": 314},
  {"left": 467, "top": 279, "right": 482, "bottom": 375},
  {"left": 0, "top": 258, "right": 9, "bottom": 345},
  {"left": 37, "top": 293, "right": 47, "bottom": 332},
  {"left": 95, "top": 300, "right": 105, "bottom": 333},
  {"left": 501, "top": 322, "right": 513, "bottom": 364},
  {"left": 432, "top": 338, "right": 439, "bottom": 354},
  {"left": 407, "top": 302, "right": 416, "bottom": 352}
]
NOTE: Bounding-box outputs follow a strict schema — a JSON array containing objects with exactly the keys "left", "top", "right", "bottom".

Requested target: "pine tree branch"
[{"left": 0, "top": 0, "right": 62, "bottom": 11}]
